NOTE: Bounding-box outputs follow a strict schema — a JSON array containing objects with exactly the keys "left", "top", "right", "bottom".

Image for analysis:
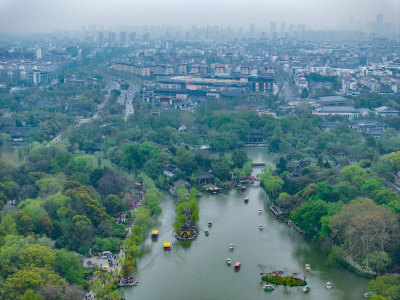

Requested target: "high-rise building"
[
  {"left": 143, "top": 31, "right": 150, "bottom": 42},
  {"left": 238, "top": 27, "right": 243, "bottom": 38},
  {"left": 270, "top": 22, "right": 276, "bottom": 34},
  {"left": 281, "top": 22, "right": 286, "bottom": 35},
  {"left": 376, "top": 14, "right": 383, "bottom": 26},
  {"left": 375, "top": 14, "right": 383, "bottom": 33},
  {"left": 128, "top": 32, "right": 136, "bottom": 42},
  {"left": 108, "top": 32, "right": 116, "bottom": 43},
  {"left": 33, "top": 71, "right": 40, "bottom": 85},
  {"left": 250, "top": 24, "right": 255, "bottom": 36},
  {"left": 36, "top": 47, "right": 43, "bottom": 60},
  {"left": 98, "top": 32, "right": 104, "bottom": 45},
  {"left": 32, "top": 71, "right": 48, "bottom": 85},
  {"left": 120, "top": 31, "right": 127, "bottom": 43}
]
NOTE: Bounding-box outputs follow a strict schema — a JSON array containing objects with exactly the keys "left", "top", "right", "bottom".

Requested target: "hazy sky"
[{"left": 0, "top": 0, "right": 399, "bottom": 34}]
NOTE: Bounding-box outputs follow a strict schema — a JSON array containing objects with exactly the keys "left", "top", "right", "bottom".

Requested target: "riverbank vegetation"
[
  {"left": 257, "top": 119, "right": 400, "bottom": 296},
  {"left": 366, "top": 274, "right": 400, "bottom": 299},
  {"left": 261, "top": 160, "right": 400, "bottom": 275},
  {"left": 122, "top": 174, "right": 162, "bottom": 277}
]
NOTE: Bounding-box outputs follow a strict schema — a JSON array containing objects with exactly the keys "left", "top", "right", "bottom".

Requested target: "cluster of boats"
[
  {"left": 300, "top": 282, "right": 331, "bottom": 292},
  {"left": 263, "top": 282, "right": 332, "bottom": 293},
  {"left": 205, "top": 220, "right": 212, "bottom": 236},
  {"left": 204, "top": 220, "right": 240, "bottom": 272},
  {"left": 244, "top": 197, "right": 264, "bottom": 230},
  {"left": 226, "top": 244, "right": 241, "bottom": 271}
]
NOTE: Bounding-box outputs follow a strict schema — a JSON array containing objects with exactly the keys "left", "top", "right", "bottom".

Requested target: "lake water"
[{"left": 122, "top": 148, "right": 369, "bottom": 300}]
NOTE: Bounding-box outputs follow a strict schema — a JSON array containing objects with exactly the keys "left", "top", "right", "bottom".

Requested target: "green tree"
[
  {"left": 330, "top": 199, "right": 400, "bottom": 262},
  {"left": 367, "top": 274, "right": 400, "bottom": 299},
  {"left": 212, "top": 155, "right": 231, "bottom": 181},
  {"left": 340, "top": 165, "right": 366, "bottom": 188},
  {"left": 55, "top": 249, "right": 86, "bottom": 285},
  {"left": 0, "top": 214, "right": 17, "bottom": 236},
  {"left": 22, "top": 289, "right": 42, "bottom": 300},
  {"left": 67, "top": 155, "right": 98, "bottom": 174},
  {"left": 15, "top": 211, "right": 34, "bottom": 236},
  {"left": 22, "top": 244, "right": 56, "bottom": 269},
  {"left": 291, "top": 199, "right": 328, "bottom": 234},
  {"left": 264, "top": 176, "right": 284, "bottom": 198},
  {"left": 174, "top": 147, "right": 197, "bottom": 175},
  {"left": 364, "top": 251, "right": 392, "bottom": 274},
  {"left": 50, "top": 150, "right": 72, "bottom": 173},
  {"left": 231, "top": 150, "right": 248, "bottom": 169},
  {"left": 103, "top": 194, "right": 121, "bottom": 214},
  {"left": 69, "top": 215, "right": 93, "bottom": 251},
  {"left": 37, "top": 215, "right": 54, "bottom": 236}
]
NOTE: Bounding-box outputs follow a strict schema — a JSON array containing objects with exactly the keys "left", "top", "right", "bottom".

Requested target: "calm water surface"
[{"left": 122, "top": 148, "right": 368, "bottom": 300}]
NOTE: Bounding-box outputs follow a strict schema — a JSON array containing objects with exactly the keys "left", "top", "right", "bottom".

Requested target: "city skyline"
[{"left": 0, "top": 0, "right": 399, "bottom": 35}]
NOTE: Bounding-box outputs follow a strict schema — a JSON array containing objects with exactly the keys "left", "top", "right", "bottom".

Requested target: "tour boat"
[
  {"left": 305, "top": 264, "right": 311, "bottom": 270},
  {"left": 326, "top": 282, "right": 332, "bottom": 289},
  {"left": 241, "top": 186, "right": 246, "bottom": 191},
  {"left": 208, "top": 221, "right": 212, "bottom": 227},
  {"left": 259, "top": 224, "right": 264, "bottom": 230},
  {"left": 258, "top": 209, "right": 262, "bottom": 214},
  {"left": 244, "top": 197, "right": 249, "bottom": 204},
  {"left": 263, "top": 284, "right": 274, "bottom": 291},
  {"left": 234, "top": 262, "right": 241, "bottom": 271},
  {"left": 163, "top": 241, "right": 171, "bottom": 251},
  {"left": 302, "top": 285, "right": 311, "bottom": 292},
  {"left": 226, "top": 258, "right": 231, "bottom": 265},
  {"left": 229, "top": 243, "right": 234, "bottom": 250},
  {"left": 207, "top": 186, "right": 220, "bottom": 194},
  {"left": 205, "top": 229, "right": 209, "bottom": 236},
  {"left": 151, "top": 230, "right": 159, "bottom": 239}
]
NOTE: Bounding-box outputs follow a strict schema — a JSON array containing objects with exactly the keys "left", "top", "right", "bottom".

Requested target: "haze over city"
[
  {"left": 0, "top": 0, "right": 399, "bottom": 35},
  {"left": 2, "top": 0, "right": 400, "bottom": 299}
]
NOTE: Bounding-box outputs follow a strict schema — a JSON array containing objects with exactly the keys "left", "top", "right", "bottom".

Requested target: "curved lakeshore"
[{"left": 121, "top": 148, "right": 369, "bottom": 300}]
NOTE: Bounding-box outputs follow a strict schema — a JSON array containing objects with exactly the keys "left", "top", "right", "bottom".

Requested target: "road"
[
  {"left": 282, "top": 80, "right": 298, "bottom": 104},
  {"left": 116, "top": 79, "right": 138, "bottom": 121}
]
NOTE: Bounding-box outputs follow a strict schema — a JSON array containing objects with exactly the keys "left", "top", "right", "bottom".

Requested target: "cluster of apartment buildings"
[
  {"left": 277, "top": 38, "right": 400, "bottom": 96},
  {"left": 0, "top": 44, "right": 93, "bottom": 86},
  {"left": 112, "top": 42, "right": 278, "bottom": 109}
]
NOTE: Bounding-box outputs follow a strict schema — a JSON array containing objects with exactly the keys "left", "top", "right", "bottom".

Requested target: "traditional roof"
[
  {"left": 351, "top": 119, "right": 387, "bottom": 127},
  {"left": 321, "top": 120, "right": 343, "bottom": 130},
  {"left": 316, "top": 106, "right": 359, "bottom": 113},
  {"left": 173, "top": 179, "right": 191, "bottom": 189},
  {"left": 191, "top": 172, "right": 214, "bottom": 180},
  {"left": 375, "top": 106, "right": 399, "bottom": 114}
]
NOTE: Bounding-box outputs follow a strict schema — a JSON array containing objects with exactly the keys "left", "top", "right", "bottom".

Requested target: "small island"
[
  {"left": 261, "top": 273, "right": 307, "bottom": 287},
  {"left": 259, "top": 265, "right": 308, "bottom": 287}
]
